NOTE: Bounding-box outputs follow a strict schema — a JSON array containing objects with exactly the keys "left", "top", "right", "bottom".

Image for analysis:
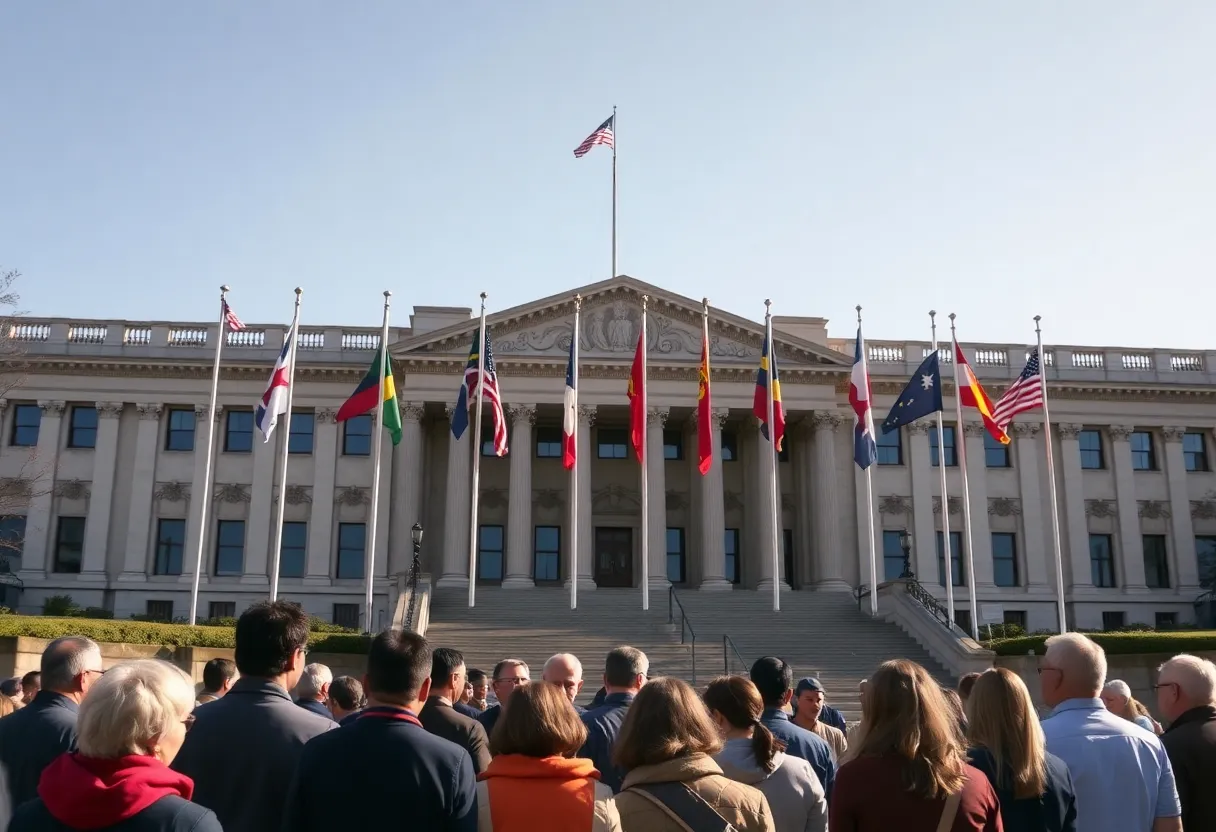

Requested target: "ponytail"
[{"left": 750, "top": 720, "right": 782, "bottom": 773}]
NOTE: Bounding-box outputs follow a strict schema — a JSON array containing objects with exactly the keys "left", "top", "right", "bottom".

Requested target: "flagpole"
[
  {"left": 765, "top": 300, "right": 780, "bottom": 613},
  {"left": 1037, "top": 316, "right": 1068, "bottom": 634},
  {"left": 362, "top": 291, "right": 392, "bottom": 633},
  {"left": 949, "top": 314, "right": 980, "bottom": 639},
  {"left": 570, "top": 295, "right": 581, "bottom": 611},
  {"left": 468, "top": 293, "right": 488, "bottom": 608},
  {"left": 269, "top": 289, "right": 302, "bottom": 603},
  {"left": 929, "top": 311, "right": 956, "bottom": 628},
  {"left": 188, "top": 285, "right": 231, "bottom": 626},
  {"left": 858, "top": 306, "right": 879, "bottom": 618},
  {"left": 611, "top": 104, "right": 617, "bottom": 278},
  {"left": 640, "top": 294, "right": 649, "bottom": 611}
]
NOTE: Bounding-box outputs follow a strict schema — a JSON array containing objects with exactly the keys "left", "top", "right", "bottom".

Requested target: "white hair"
[
  {"left": 543, "top": 653, "right": 583, "bottom": 680},
  {"left": 77, "top": 660, "right": 195, "bottom": 758},
  {"left": 1103, "top": 679, "right": 1132, "bottom": 700},
  {"left": 1158, "top": 654, "right": 1216, "bottom": 704},
  {"left": 1044, "top": 632, "right": 1107, "bottom": 695},
  {"left": 297, "top": 663, "right": 333, "bottom": 699}
]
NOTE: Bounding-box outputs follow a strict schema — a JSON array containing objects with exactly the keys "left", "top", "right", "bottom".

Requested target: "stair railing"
[
  {"left": 722, "top": 634, "right": 748, "bottom": 676},
  {"left": 904, "top": 577, "right": 961, "bottom": 633},
  {"left": 667, "top": 586, "right": 697, "bottom": 685}
]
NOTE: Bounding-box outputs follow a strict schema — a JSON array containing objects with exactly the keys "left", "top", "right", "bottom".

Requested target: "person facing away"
[
  {"left": 327, "top": 675, "right": 365, "bottom": 726},
  {"left": 830, "top": 659, "right": 1002, "bottom": 832},
  {"left": 22, "top": 671, "right": 42, "bottom": 705},
  {"left": 1156, "top": 653, "right": 1216, "bottom": 832},
  {"left": 294, "top": 662, "right": 335, "bottom": 720},
  {"left": 612, "top": 677, "right": 775, "bottom": 831},
  {"left": 579, "top": 646, "right": 648, "bottom": 794},
  {"left": 2, "top": 677, "right": 23, "bottom": 710},
  {"left": 1038, "top": 632, "right": 1181, "bottom": 832},
  {"left": 171, "top": 600, "right": 335, "bottom": 832},
  {"left": 707, "top": 675, "right": 827, "bottom": 832},
  {"left": 420, "top": 647, "right": 492, "bottom": 774},
  {"left": 477, "top": 680, "right": 620, "bottom": 832},
  {"left": 281, "top": 628, "right": 477, "bottom": 832},
  {"left": 0, "top": 636, "right": 104, "bottom": 806},
  {"left": 543, "top": 652, "right": 586, "bottom": 712},
  {"left": 749, "top": 657, "right": 835, "bottom": 800},
  {"left": 194, "top": 658, "right": 236, "bottom": 706},
  {"left": 1102, "top": 679, "right": 1161, "bottom": 735},
  {"left": 9, "top": 659, "right": 221, "bottom": 832},
  {"left": 477, "top": 659, "right": 530, "bottom": 737},
  {"left": 790, "top": 677, "right": 848, "bottom": 764},
  {"left": 965, "top": 668, "right": 1076, "bottom": 832},
  {"left": 957, "top": 673, "right": 982, "bottom": 707},
  {"left": 468, "top": 669, "right": 489, "bottom": 712}
]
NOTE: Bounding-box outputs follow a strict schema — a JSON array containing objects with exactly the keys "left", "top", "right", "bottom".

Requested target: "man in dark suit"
[
  {"left": 173, "top": 601, "right": 335, "bottom": 832},
  {"left": 283, "top": 629, "right": 477, "bottom": 831},
  {"left": 0, "top": 636, "right": 103, "bottom": 805},
  {"left": 294, "top": 662, "right": 335, "bottom": 720},
  {"left": 419, "top": 647, "right": 491, "bottom": 772}
]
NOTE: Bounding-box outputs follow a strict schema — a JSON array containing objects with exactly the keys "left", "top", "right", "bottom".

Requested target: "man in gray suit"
[{"left": 173, "top": 601, "right": 334, "bottom": 832}]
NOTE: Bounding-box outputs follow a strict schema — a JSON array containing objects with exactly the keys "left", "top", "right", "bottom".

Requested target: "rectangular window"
[
  {"left": 778, "top": 442, "right": 790, "bottom": 463},
  {"left": 535, "top": 427, "right": 562, "bottom": 458},
  {"left": 1079, "top": 429, "right": 1104, "bottom": 469},
  {"left": 279, "top": 521, "right": 307, "bottom": 578},
  {"left": 783, "top": 528, "right": 794, "bottom": 586},
  {"left": 1155, "top": 611, "right": 1178, "bottom": 630},
  {"left": 478, "top": 525, "right": 504, "bottom": 581},
  {"left": 876, "top": 429, "right": 902, "bottom": 466},
  {"left": 991, "top": 533, "right": 1019, "bottom": 587},
  {"left": 666, "top": 527, "right": 686, "bottom": 583},
  {"left": 984, "top": 432, "right": 1010, "bottom": 468},
  {"left": 930, "top": 426, "right": 957, "bottom": 467},
  {"left": 343, "top": 415, "right": 371, "bottom": 456},
  {"left": 154, "top": 518, "right": 186, "bottom": 575},
  {"left": 1142, "top": 534, "right": 1170, "bottom": 589},
  {"left": 53, "top": 516, "right": 85, "bottom": 573},
  {"left": 333, "top": 603, "right": 360, "bottom": 630},
  {"left": 336, "top": 523, "right": 366, "bottom": 579},
  {"left": 1197, "top": 536, "right": 1216, "bottom": 588},
  {"left": 936, "top": 530, "right": 964, "bottom": 587},
  {"left": 224, "top": 411, "right": 254, "bottom": 453},
  {"left": 0, "top": 516, "right": 27, "bottom": 565},
  {"left": 533, "top": 525, "right": 560, "bottom": 581},
  {"left": 1130, "top": 431, "right": 1156, "bottom": 470},
  {"left": 146, "top": 600, "right": 174, "bottom": 622},
  {"left": 882, "top": 530, "right": 907, "bottom": 581},
  {"left": 68, "top": 406, "right": 98, "bottom": 449},
  {"left": 208, "top": 601, "right": 236, "bottom": 620},
  {"left": 724, "top": 529, "right": 740, "bottom": 583},
  {"left": 480, "top": 423, "right": 505, "bottom": 457},
  {"left": 165, "top": 408, "right": 195, "bottom": 451},
  {"left": 214, "top": 520, "right": 246, "bottom": 576},
  {"left": 955, "top": 608, "right": 972, "bottom": 635},
  {"left": 1184, "top": 433, "right": 1208, "bottom": 472},
  {"left": 663, "top": 429, "right": 684, "bottom": 461},
  {"left": 597, "top": 428, "right": 628, "bottom": 459},
  {"left": 289, "top": 411, "right": 314, "bottom": 455},
  {"left": 720, "top": 431, "right": 738, "bottom": 462},
  {"left": 1003, "top": 610, "right": 1027, "bottom": 629},
  {"left": 1089, "top": 533, "right": 1116, "bottom": 588},
  {"left": 10, "top": 404, "right": 40, "bottom": 447},
  {"left": 1102, "top": 611, "right": 1125, "bottom": 631}
]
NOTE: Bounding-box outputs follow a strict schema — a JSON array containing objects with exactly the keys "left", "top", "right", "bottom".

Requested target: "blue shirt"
[
  {"left": 760, "top": 708, "right": 835, "bottom": 800},
  {"left": 1042, "top": 698, "right": 1180, "bottom": 832},
  {"left": 578, "top": 692, "right": 634, "bottom": 793}
]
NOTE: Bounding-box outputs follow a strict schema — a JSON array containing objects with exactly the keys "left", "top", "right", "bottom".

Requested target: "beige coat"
[{"left": 614, "top": 753, "right": 775, "bottom": 832}]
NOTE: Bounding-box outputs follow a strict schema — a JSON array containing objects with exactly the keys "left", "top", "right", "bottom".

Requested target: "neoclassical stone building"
[{"left": 2, "top": 275, "right": 1214, "bottom": 631}]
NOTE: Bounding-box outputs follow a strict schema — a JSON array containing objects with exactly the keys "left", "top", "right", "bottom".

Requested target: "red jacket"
[{"left": 830, "top": 754, "right": 1003, "bottom": 832}]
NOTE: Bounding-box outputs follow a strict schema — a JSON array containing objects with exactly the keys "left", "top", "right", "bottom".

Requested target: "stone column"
[
  {"left": 566, "top": 405, "right": 596, "bottom": 590},
  {"left": 503, "top": 404, "right": 536, "bottom": 588},
  {"left": 697, "top": 410, "right": 731, "bottom": 589},
  {"left": 1056, "top": 423, "right": 1094, "bottom": 589},
  {"left": 80, "top": 402, "right": 124, "bottom": 578},
  {"left": 1012, "top": 423, "right": 1050, "bottom": 589},
  {"left": 906, "top": 423, "right": 939, "bottom": 580},
  {"left": 1162, "top": 426, "right": 1201, "bottom": 591},
  {"left": 183, "top": 405, "right": 221, "bottom": 583},
  {"left": 811, "top": 411, "right": 848, "bottom": 590},
  {"left": 439, "top": 405, "right": 472, "bottom": 588},
  {"left": 1109, "top": 424, "right": 1147, "bottom": 591},
  {"left": 374, "top": 417, "right": 393, "bottom": 579},
  {"left": 242, "top": 417, "right": 276, "bottom": 583},
  {"left": 962, "top": 424, "right": 996, "bottom": 588},
  {"left": 755, "top": 419, "right": 789, "bottom": 593},
  {"left": 121, "top": 404, "right": 162, "bottom": 578},
  {"left": 389, "top": 402, "right": 425, "bottom": 576},
  {"left": 19, "top": 401, "right": 64, "bottom": 576},
  {"left": 646, "top": 408, "right": 670, "bottom": 590},
  {"left": 305, "top": 408, "right": 338, "bottom": 583},
  {"left": 792, "top": 420, "right": 814, "bottom": 586}
]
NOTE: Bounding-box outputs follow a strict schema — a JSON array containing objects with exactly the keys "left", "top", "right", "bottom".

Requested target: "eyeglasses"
[
  {"left": 495, "top": 677, "right": 529, "bottom": 687},
  {"left": 1036, "top": 666, "right": 1061, "bottom": 676},
  {"left": 1152, "top": 682, "right": 1179, "bottom": 692},
  {"left": 183, "top": 714, "right": 196, "bottom": 733}
]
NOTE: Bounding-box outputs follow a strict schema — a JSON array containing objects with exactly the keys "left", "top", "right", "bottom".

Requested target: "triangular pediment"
[{"left": 393, "top": 276, "right": 850, "bottom": 369}]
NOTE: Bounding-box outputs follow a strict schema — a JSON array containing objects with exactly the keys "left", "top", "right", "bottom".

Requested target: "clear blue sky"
[{"left": 2, "top": 2, "right": 1213, "bottom": 348}]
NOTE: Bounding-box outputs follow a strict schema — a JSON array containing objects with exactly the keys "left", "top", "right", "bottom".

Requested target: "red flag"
[
  {"left": 697, "top": 328, "right": 712, "bottom": 475},
  {"left": 627, "top": 332, "right": 645, "bottom": 463},
  {"left": 954, "top": 341, "right": 1010, "bottom": 445}
]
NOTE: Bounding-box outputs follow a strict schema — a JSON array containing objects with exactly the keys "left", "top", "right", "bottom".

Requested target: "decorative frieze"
[
  {"left": 273, "top": 485, "right": 313, "bottom": 506},
  {"left": 1192, "top": 501, "right": 1216, "bottom": 520},
  {"left": 988, "top": 497, "right": 1022, "bottom": 517},
  {"left": 336, "top": 486, "right": 369, "bottom": 507},
  {"left": 481, "top": 487, "right": 508, "bottom": 509},
  {"left": 666, "top": 490, "right": 688, "bottom": 511},
  {"left": 55, "top": 479, "right": 90, "bottom": 501},
  {"left": 591, "top": 485, "right": 640, "bottom": 515},
  {"left": 213, "top": 483, "right": 251, "bottom": 504},
  {"left": 153, "top": 481, "right": 189, "bottom": 503},
  {"left": 534, "top": 489, "right": 563, "bottom": 510},
  {"left": 1085, "top": 499, "right": 1117, "bottom": 519},
  {"left": 1138, "top": 500, "right": 1171, "bottom": 520},
  {"left": 932, "top": 495, "right": 963, "bottom": 516},
  {"left": 878, "top": 495, "right": 912, "bottom": 516},
  {"left": 314, "top": 408, "right": 338, "bottom": 425}
]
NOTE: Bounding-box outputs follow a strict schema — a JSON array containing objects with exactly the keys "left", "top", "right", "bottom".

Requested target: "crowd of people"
[{"left": 0, "top": 600, "right": 1211, "bottom": 831}]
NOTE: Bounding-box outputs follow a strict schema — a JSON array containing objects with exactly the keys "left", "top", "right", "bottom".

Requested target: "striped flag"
[
  {"left": 222, "top": 300, "right": 245, "bottom": 331},
  {"left": 954, "top": 340, "right": 1010, "bottom": 445},
  {"left": 451, "top": 329, "right": 508, "bottom": 456},
  {"left": 255, "top": 319, "right": 297, "bottom": 442},
  {"left": 573, "top": 115, "right": 615, "bottom": 158},
  {"left": 562, "top": 332, "right": 577, "bottom": 469},
  {"left": 993, "top": 349, "right": 1045, "bottom": 429},
  {"left": 849, "top": 326, "right": 877, "bottom": 469}
]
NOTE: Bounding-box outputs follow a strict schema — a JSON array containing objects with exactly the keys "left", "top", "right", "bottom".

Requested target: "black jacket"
[
  {"left": 281, "top": 706, "right": 477, "bottom": 832},
  {"left": 0, "top": 691, "right": 79, "bottom": 806},
  {"left": 295, "top": 698, "right": 334, "bottom": 720},
  {"left": 9, "top": 795, "right": 221, "bottom": 832},
  {"left": 419, "top": 697, "right": 492, "bottom": 773},
  {"left": 968, "top": 746, "right": 1076, "bottom": 832},
  {"left": 171, "top": 677, "right": 335, "bottom": 832},
  {"left": 1161, "top": 704, "right": 1216, "bottom": 832}
]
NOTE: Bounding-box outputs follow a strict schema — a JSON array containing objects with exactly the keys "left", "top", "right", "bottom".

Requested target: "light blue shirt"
[{"left": 1042, "top": 698, "right": 1180, "bottom": 832}]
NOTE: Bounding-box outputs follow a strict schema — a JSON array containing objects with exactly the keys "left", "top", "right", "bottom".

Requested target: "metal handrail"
[
  {"left": 905, "top": 577, "right": 964, "bottom": 634},
  {"left": 668, "top": 587, "right": 698, "bottom": 685},
  {"left": 853, "top": 583, "right": 870, "bottom": 612},
  {"left": 723, "top": 634, "right": 748, "bottom": 675}
]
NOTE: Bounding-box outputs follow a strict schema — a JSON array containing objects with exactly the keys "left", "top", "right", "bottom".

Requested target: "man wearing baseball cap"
[{"left": 792, "top": 677, "right": 847, "bottom": 763}]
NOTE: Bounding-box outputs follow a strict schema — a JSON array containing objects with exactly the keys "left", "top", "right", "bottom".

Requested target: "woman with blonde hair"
[
  {"left": 966, "top": 668, "right": 1077, "bottom": 832},
  {"left": 1101, "top": 680, "right": 1162, "bottom": 734},
  {"left": 705, "top": 676, "right": 827, "bottom": 832},
  {"left": 830, "top": 660, "right": 1001, "bottom": 832},
  {"left": 613, "top": 677, "right": 775, "bottom": 832}
]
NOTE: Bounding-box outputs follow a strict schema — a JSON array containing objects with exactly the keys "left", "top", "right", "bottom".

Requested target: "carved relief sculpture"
[
  {"left": 907, "top": 422, "right": 931, "bottom": 436},
  {"left": 1192, "top": 501, "right": 1216, "bottom": 520},
  {"left": 723, "top": 491, "right": 744, "bottom": 512},
  {"left": 1161, "top": 426, "right": 1187, "bottom": 443},
  {"left": 398, "top": 401, "right": 426, "bottom": 423},
  {"left": 336, "top": 486, "right": 370, "bottom": 507},
  {"left": 932, "top": 496, "right": 963, "bottom": 516},
  {"left": 274, "top": 485, "right": 313, "bottom": 506},
  {"left": 38, "top": 401, "right": 66, "bottom": 417},
  {"left": 481, "top": 487, "right": 507, "bottom": 509},
  {"left": 1108, "top": 425, "right": 1135, "bottom": 442},
  {"left": 153, "top": 482, "right": 190, "bottom": 503},
  {"left": 879, "top": 495, "right": 912, "bottom": 516},
  {"left": 591, "top": 485, "right": 641, "bottom": 515},
  {"left": 1011, "top": 422, "right": 1040, "bottom": 439},
  {"left": 1085, "top": 499, "right": 1117, "bottom": 519},
  {"left": 213, "top": 483, "right": 251, "bottom": 504},
  {"left": 97, "top": 402, "right": 125, "bottom": 419},
  {"left": 1138, "top": 500, "right": 1171, "bottom": 520},
  {"left": 136, "top": 403, "right": 163, "bottom": 421},
  {"left": 988, "top": 497, "right": 1022, "bottom": 517},
  {"left": 314, "top": 408, "right": 338, "bottom": 425},
  {"left": 0, "top": 478, "right": 32, "bottom": 499},
  {"left": 55, "top": 479, "right": 90, "bottom": 501},
  {"left": 666, "top": 490, "right": 688, "bottom": 511},
  {"left": 534, "top": 489, "right": 563, "bottom": 510},
  {"left": 1055, "top": 423, "right": 1083, "bottom": 440}
]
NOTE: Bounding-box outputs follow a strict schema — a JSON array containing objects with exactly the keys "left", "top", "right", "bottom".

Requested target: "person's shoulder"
[
  {"left": 140, "top": 795, "right": 223, "bottom": 832},
  {"left": 777, "top": 753, "right": 823, "bottom": 789},
  {"left": 1042, "top": 751, "right": 1074, "bottom": 791},
  {"left": 9, "top": 796, "right": 54, "bottom": 827},
  {"left": 962, "top": 763, "right": 1000, "bottom": 807}
]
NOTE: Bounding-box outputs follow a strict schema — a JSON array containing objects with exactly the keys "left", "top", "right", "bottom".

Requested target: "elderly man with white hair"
[
  {"left": 1157, "top": 653, "right": 1216, "bottom": 832},
  {"left": 1102, "top": 678, "right": 1160, "bottom": 733},
  {"left": 542, "top": 653, "right": 585, "bottom": 710},
  {"left": 295, "top": 663, "right": 335, "bottom": 721},
  {"left": 1039, "top": 632, "right": 1181, "bottom": 832}
]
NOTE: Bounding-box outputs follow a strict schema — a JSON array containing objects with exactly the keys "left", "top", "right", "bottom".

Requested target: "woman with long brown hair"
[
  {"left": 705, "top": 676, "right": 827, "bottom": 832},
  {"left": 830, "top": 660, "right": 1001, "bottom": 832},
  {"left": 966, "top": 668, "right": 1076, "bottom": 832}
]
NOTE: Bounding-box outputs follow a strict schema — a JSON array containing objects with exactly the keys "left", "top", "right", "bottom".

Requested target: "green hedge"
[
  {"left": 987, "top": 630, "right": 1216, "bottom": 656},
  {"left": 0, "top": 615, "right": 371, "bottom": 655}
]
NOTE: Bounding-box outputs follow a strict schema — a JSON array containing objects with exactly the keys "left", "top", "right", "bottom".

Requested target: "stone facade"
[{"left": 2, "top": 276, "right": 1216, "bottom": 631}]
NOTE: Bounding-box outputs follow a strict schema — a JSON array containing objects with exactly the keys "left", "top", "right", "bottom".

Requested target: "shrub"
[
  {"left": 986, "top": 630, "right": 1216, "bottom": 656},
  {"left": 307, "top": 616, "right": 360, "bottom": 634},
  {"left": 42, "top": 595, "right": 78, "bottom": 617},
  {"left": 978, "top": 622, "right": 1025, "bottom": 640},
  {"left": 78, "top": 607, "right": 114, "bottom": 620}
]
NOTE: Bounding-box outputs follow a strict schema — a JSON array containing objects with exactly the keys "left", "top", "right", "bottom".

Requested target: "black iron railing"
[
  {"left": 853, "top": 583, "right": 871, "bottom": 612},
  {"left": 404, "top": 548, "right": 422, "bottom": 632},
  {"left": 668, "top": 587, "right": 697, "bottom": 685},
  {"left": 905, "top": 578, "right": 957, "bottom": 631},
  {"left": 723, "top": 634, "right": 748, "bottom": 675}
]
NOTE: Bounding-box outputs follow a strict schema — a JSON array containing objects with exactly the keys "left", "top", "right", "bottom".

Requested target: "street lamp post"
[
  {"left": 898, "top": 529, "right": 915, "bottom": 580},
  {"left": 406, "top": 523, "right": 424, "bottom": 631}
]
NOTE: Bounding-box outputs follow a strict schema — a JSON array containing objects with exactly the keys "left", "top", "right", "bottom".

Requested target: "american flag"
[
  {"left": 222, "top": 299, "right": 246, "bottom": 331},
  {"left": 450, "top": 328, "right": 508, "bottom": 456},
  {"left": 573, "top": 115, "right": 614, "bottom": 158},
  {"left": 992, "top": 348, "right": 1045, "bottom": 429}
]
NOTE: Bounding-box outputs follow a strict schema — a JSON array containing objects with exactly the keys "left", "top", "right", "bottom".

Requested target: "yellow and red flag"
[
  {"left": 953, "top": 341, "right": 1010, "bottom": 445},
  {"left": 697, "top": 326, "right": 712, "bottom": 474}
]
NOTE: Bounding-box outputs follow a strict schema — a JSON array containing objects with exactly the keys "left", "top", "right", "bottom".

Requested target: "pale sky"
[{"left": 2, "top": 2, "right": 1213, "bottom": 348}]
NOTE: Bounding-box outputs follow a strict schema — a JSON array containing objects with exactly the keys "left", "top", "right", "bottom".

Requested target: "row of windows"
[
  {"left": 875, "top": 427, "right": 1016, "bottom": 469},
  {"left": 1079, "top": 429, "right": 1210, "bottom": 472},
  {"left": 142, "top": 599, "right": 363, "bottom": 629},
  {"left": 523, "top": 427, "right": 745, "bottom": 462}
]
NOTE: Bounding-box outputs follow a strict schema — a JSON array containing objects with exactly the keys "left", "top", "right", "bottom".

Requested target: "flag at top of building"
[
  {"left": 563, "top": 331, "right": 577, "bottom": 469},
  {"left": 335, "top": 347, "right": 402, "bottom": 445},
  {"left": 881, "top": 351, "right": 944, "bottom": 433},
  {"left": 850, "top": 326, "right": 877, "bottom": 469},
  {"left": 255, "top": 318, "right": 299, "bottom": 442},
  {"left": 753, "top": 335, "right": 785, "bottom": 451},
  {"left": 954, "top": 341, "right": 1010, "bottom": 445},
  {"left": 992, "top": 348, "right": 1045, "bottom": 430},
  {"left": 451, "top": 328, "right": 508, "bottom": 456}
]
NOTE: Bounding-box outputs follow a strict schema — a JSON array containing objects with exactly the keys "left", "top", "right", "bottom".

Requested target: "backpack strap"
[
  {"left": 936, "top": 789, "right": 963, "bottom": 832},
  {"left": 627, "top": 782, "right": 737, "bottom": 832}
]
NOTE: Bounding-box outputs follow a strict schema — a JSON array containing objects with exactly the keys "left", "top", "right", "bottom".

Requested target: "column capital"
[
  {"left": 507, "top": 404, "right": 537, "bottom": 425},
  {"left": 578, "top": 404, "right": 598, "bottom": 426},
  {"left": 810, "top": 410, "right": 844, "bottom": 431},
  {"left": 962, "top": 422, "right": 989, "bottom": 438},
  {"left": 907, "top": 422, "right": 931, "bottom": 436},
  {"left": 398, "top": 401, "right": 426, "bottom": 423},
  {"left": 1056, "top": 422, "right": 1084, "bottom": 440},
  {"left": 315, "top": 407, "right": 338, "bottom": 424},
  {"left": 444, "top": 403, "right": 459, "bottom": 422},
  {"left": 136, "top": 403, "right": 163, "bottom": 421},
  {"left": 1108, "top": 424, "right": 1135, "bottom": 441},
  {"left": 1011, "top": 422, "right": 1040, "bottom": 439},
  {"left": 196, "top": 403, "right": 225, "bottom": 423},
  {"left": 712, "top": 407, "right": 730, "bottom": 428},
  {"left": 647, "top": 407, "right": 669, "bottom": 428},
  {"left": 38, "top": 400, "right": 65, "bottom": 416},
  {"left": 96, "top": 402, "right": 125, "bottom": 419},
  {"left": 1162, "top": 425, "right": 1188, "bottom": 443}
]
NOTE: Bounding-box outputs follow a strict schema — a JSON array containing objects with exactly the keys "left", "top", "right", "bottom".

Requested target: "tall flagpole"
[
  {"left": 363, "top": 291, "right": 392, "bottom": 633},
  {"left": 1037, "top": 316, "right": 1068, "bottom": 633},
  {"left": 570, "top": 295, "right": 581, "bottom": 611},
  {"left": 949, "top": 314, "right": 980, "bottom": 639},
  {"left": 930, "top": 311, "right": 956, "bottom": 628},
  {"left": 764, "top": 300, "right": 781, "bottom": 612},
  {"left": 858, "top": 307, "right": 879, "bottom": 617},
  {"left": 640, "top": 294, "right": 649, "bottom": 611},
  {"left": 188, "top": 285, "right": 231, "bottom": 626},
  {"left": 268, "top": 289, "right": 302, "bottom": 603},
  {"left": 468, "top": 293, "right": 488, "bottom": 608},
  {"left": 611, "top": 104, "right": 617, "bottom": 278}
]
